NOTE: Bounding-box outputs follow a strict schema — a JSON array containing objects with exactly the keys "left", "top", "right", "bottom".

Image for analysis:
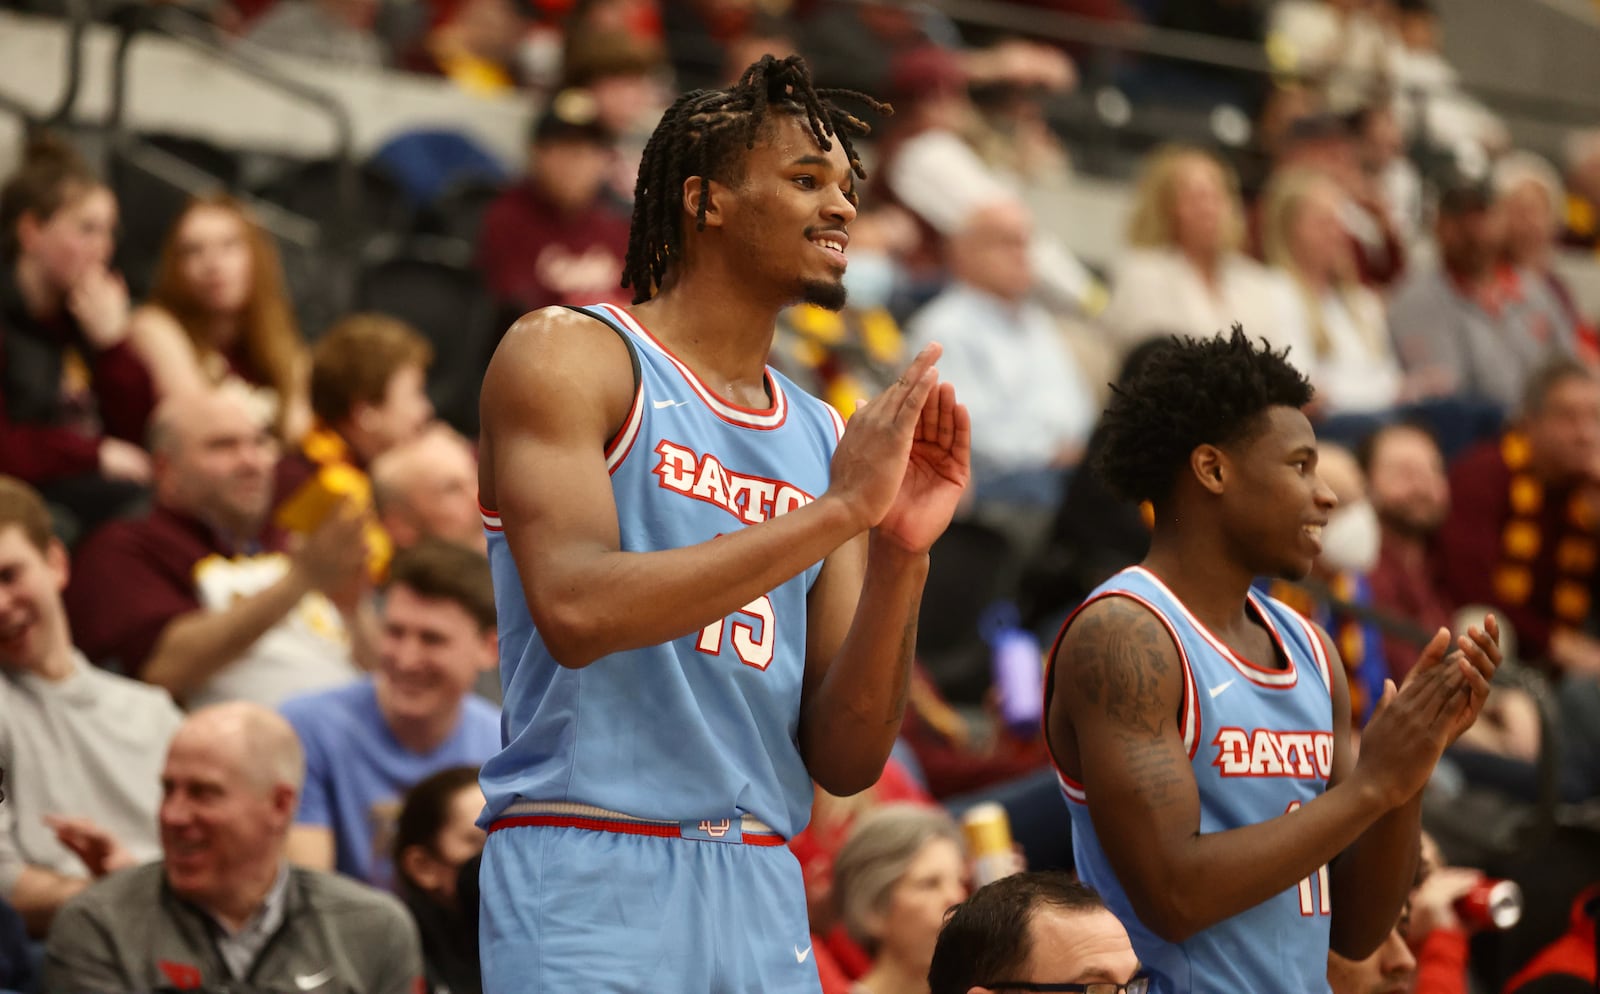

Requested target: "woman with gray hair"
[{"left": 832, "top": 803, "right": 969, "bottom": 994}]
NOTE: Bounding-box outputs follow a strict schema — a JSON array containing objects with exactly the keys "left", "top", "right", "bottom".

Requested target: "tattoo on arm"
[
  {"left": 887, "top": 608, "right": 919, "bottom": 725},
  {"left": 1120, "top": 731, "right": 1187, "bottom": 807},
  {"left": 1071, "top": 599, "right": 1175, "bottom": 738}
]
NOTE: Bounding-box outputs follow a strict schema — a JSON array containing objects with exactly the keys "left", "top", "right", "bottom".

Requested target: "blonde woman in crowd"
[
  {"left": 832, "top": 804, "right": 970, "bottom": 994},
  {"left": 129, "top": 194, "right": 311, "bottom": 441},
  {"left": 1103, "top": 145, "right": 1305, "bottom": 357},
  {"left": 1260, "top": 167, "right": 1433, "bottom": 416}
]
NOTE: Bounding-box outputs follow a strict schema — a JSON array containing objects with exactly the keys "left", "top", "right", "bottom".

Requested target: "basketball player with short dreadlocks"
[{"left": 474, "top": 55, "right": 971, "bottom": 991}]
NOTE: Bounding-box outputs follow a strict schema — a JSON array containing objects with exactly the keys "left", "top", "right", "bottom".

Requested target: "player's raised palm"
[{"left": 877, "top": 379, "right": 971, "bottom": 554}]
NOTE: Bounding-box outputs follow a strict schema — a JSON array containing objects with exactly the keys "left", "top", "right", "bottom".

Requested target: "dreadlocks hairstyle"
[
  {"left": 621, "top": 54, "right": 890, "bottom": 304},
  {"left": 1095, "top": 325, "right": 1313, "bottom": 508}
]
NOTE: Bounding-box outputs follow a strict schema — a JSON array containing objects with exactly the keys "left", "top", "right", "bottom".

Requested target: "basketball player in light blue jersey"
[
  {"left": 473, "top": 56, "right": 971, "bottom": 993},
  {"left": 1044, "top": 328, "right": 1502, "bottom": 994}
]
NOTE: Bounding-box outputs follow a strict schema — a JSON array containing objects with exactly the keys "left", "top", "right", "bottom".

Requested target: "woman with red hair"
[{"left": 129, "top": 194, "right": 311, "bottom": 441}]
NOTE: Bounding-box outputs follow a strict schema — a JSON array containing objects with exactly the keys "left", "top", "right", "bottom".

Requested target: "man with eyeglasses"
[{"left": 929, "top": 871, "right": 1146, "bottom": 994}]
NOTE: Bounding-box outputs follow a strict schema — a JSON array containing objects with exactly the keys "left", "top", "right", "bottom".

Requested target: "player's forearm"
[
  {"left": 10, "top": 864, "right": 89, "bottom": 937},
  {"left": 1134, "top": 777, "right": 1392, "bottom": 941},
  {"left": 1328, "top": 793, "right": 1423, "bottom": 958},
  {"left": 142, "top": 571, "right": 312, "bottom": 696},
  {"left": 799, "top": 537, "right": 929, "bottom": 795},
  {"left": 527, "top": 495, "right": 863, "bottom": 668}
]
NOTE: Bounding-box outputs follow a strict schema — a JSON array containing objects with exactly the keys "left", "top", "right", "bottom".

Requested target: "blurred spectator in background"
[
  {"left": 0, "top": 476, "right": 180, "bottom": 937},
  {"left": 831, "top": 804, "right": 969, "bottom": 994},
  {"left": 477, "top": 90, "right": 631, "bottom": 316},
  {"left": 418, "top": 0, "right": 529, "bottom": 95},
  {"left": 1104, "top": 145, "right": 1302, "bottom": 355},
  {"left": 1352, "top": 99, "right": 1426, "bottom": 246},
  {"left": 67, "top": 389, "right": 369, "bottom": 705},
  {"left": 281, "top": 539, "right": 498, "bottom": 888},
  {"left": 1387, "top": 0, "right": 1508, "bottom": 166},
  {"left": 1560, "top": 128, "right": 1600, "bottom": 251},
  {"left": 371, "top": 424, "right": 485, "bottom": 555},
  {"left": 560, "top": 27, "right": 671, "bottom": 191},
  {"left": 1434, "top": 358, "right": 1600, "bottom": 674},
  {"left": 0, "top": 135, "right": 153, "bottom": 537},
  {"left": 1405, "top": 832, "right": 1484, "bottom": 994},
  {"left": 1327, "top": 902, "right": 1417, "bottom": 994},
  {"left": 42, "top": 703, "right": 424, "bottom": 994},
  {"left": 129, "top": 194, "right": 312, "bottom": 443},
  {"left": 245, "top": 0, "right": 388, "bottom": 68},
  {"left": 274, "top": 313, "right": 432, "bottom": 587},
  {"left": 1266, "top": 112, "right": 1407, "bottom": 288},
  {"left": 1267, "top": 0, "right": 1396, "bottom": 119},
  {"left": 876, "top": 45, "right": 1099, "bottom": 317},
  {"left": 928, "top": 873, "right": 1142, "bottom": 994},
  {"left": 393, "top": 766, "right": 487, "bottom": 994},
  {"left": 906, "top": 199, "right": 1096, "bottom": 509},
  {"left": 1494, "top": 152, "right": 1597, "bottom": 360},
  {"left": 1503, "top": 885, "right": 1600, "bottom": 993},
  {"left": 799, "top": 1, "right": 948, "bottom": 96},
  {"left": 1261, "top": 167, "right": 1421, "bottom": 421},
  {"left": 1390, "top": 174, "right": 1575, "bottom": 414},
  {"left": 1360, "top": 421, "right": 1453, "bottom": 682}
]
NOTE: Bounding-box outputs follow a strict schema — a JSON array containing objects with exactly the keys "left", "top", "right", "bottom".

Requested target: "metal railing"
[{"left": 103, "top": 2, "right": 354, "bottom": 249}]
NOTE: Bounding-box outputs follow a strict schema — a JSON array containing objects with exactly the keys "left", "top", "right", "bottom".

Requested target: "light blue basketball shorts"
[{"left": 479, "top": 807, "right": 822, "bottom": 993}]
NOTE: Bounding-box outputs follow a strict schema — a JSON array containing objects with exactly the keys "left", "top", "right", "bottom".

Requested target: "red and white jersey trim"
[
  {"left": 606, "top": 380, "right": 645, "bottom": 475},
  {"left": 1289, "top": 612, "right": 1335, "bottom": 695},
  {"left": 824, "top": 402, "right": 846, "bottom": 442},
  {"left": 1126, "top": 567, "right": 1298, "bottom": 689},
  {"left": 479, "top": 501, "right": 503, "bottom": 533},
  {"left": 596, "top": 303, "right": 788, "bottom": 431}
]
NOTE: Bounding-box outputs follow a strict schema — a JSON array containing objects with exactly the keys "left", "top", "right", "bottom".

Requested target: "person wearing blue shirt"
[{"left": 281, "top": 539, "right": 500, "bottom": 888}]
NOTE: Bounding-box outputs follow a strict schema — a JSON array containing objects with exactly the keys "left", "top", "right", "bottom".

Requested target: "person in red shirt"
[
  {"left": 0, "top": 135, "right": 154, "bottom": 536},
  {"left": 475, "top": 89, "right": 632, "bottom": 315}
]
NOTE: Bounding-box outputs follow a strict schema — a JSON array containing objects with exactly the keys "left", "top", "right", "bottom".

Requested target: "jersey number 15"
[{"left": 697, "top": 595, "right": 775, "bottom": 671}]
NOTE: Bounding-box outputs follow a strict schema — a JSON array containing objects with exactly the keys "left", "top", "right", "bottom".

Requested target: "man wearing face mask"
[{"left": 1266, "top": 444, "right": 1390, "bottom": 726}]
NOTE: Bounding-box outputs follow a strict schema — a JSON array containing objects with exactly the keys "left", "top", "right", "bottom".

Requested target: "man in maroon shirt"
[
  {"left": 65, "top": 389, "right": 371, "bottom": 706},
  {"left": 1361, "top": 421, "right": 1455, "bottom": 682},
  {"left": 1433, "top": 358, "right": 1600, "bottom": 676},
  {"left": 475, "top": 88, "right": 632, "bottom": 315}
]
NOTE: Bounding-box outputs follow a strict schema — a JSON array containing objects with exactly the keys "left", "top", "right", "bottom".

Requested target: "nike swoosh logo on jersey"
[
  {"left": 1208, "top": 679, "right": 1236, "bottom": 698},
  {"left": 794, "top": 944, "right": 813, "bottom": 963},
  {"left": 294, "top": 967, "right": 336, "bottom": 990},
  {"left": 653, "top": 399, "right": 690, "bottom": 409}
]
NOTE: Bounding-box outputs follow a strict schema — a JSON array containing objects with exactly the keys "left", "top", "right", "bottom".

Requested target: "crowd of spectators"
[{"left": 3, "top": 0, "right": 1600, "bottom": 992}]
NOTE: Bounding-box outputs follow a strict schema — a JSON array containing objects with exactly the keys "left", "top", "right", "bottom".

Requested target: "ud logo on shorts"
[{"left": 680, "top": 817, "right": 744, "bottom": 843}]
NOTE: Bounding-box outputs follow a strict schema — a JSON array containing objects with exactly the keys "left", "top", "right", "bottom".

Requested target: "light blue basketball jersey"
[
  {"left": 1052, "top": 566, "right": 1336, "bottom": 994},
  {"left": 478, "top": 302, "right": 845, "bottom": 840}
]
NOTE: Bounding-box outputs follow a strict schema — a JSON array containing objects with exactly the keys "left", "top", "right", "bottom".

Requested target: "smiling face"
[
  {"left": 375, "top": 584, "right": 497, "bottom": 728},
  {"left": 704, "top": 113, "right": 859, "bottom": 311},
  {"left": 0, "top": 527, "right": 71, "bottom": 676},
  {"left": 160, "top": 718, "right": 296, "bottom": 915},
  {"left": 1210, "top": 406, "right": 1339, "bottom": 581}
]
